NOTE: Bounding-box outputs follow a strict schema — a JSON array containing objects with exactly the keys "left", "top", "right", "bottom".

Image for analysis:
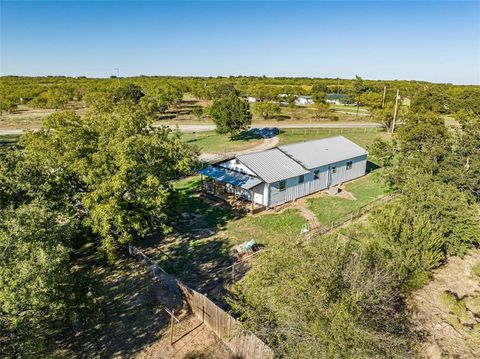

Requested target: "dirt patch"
[
  {"left": 135, "top": 314, "right": 234, "bottom": 359},
  {"left": 409, "top": 249, "right": 480, "bottom": 359}
]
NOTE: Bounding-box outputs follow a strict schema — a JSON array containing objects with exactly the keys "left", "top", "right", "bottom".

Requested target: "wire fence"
[{"left": 311, "top": 193, "right": 398, "bottom": 237}]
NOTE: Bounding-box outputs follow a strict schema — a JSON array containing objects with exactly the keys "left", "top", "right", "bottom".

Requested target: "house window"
[
  {"left": 235, "top": 158, "right": 240, "bottom": 165},
  {"left": 331, "top": 166, "right": 337, "bottom": 174},
  {"left": 346, "top": 161, "right": 353, "bottom": 170},
  {"left": 278, "top": 180, "right": 286, "bottom": 192},
  {"left": 314, "top": 170, "right": 320, "bottom": 180},
  {"left": 298, "top": 175, "right": 304, "bottom": 184}
]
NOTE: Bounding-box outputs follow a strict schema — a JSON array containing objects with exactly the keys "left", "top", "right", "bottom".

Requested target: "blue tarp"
[{"left": 199, "top": 166, "right": 262, "bottom": 190}]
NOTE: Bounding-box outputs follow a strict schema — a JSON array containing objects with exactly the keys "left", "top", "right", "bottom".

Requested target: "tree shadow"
[
  {"left": 59, "top": 248, "right": 175, "bottom": 358},
  {"left": 231, "top": 130, "right": 262, "bottom": 141},
  {"left": 135, "top": 178, "right": 248, "bottom": 308},
  {"left": 366, "top": 160, "right": 381, "bottom": 173},
  {"left": 272, "top": 114, "right": 291, "bottom": 121}
]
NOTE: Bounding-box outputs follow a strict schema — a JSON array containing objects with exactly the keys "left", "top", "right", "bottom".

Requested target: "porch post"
[{"left": 251, "top": 190, "right": 255, "bottom": 213}]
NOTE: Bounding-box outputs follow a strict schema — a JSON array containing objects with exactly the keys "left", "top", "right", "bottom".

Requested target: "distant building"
[
  {"left": 294, "top": 96, "right": 314, "bottom": 106},
  {"left": 325, "top": 93, "right": 350, "bottom": 105},
  {"left": 199, "top": 136, "right": 368, "bottom": 208},
  {"left": 247, "top": 97, "right": 258, "bottom": 103}
]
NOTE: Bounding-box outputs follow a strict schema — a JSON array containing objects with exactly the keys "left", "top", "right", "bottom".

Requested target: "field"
[
  {"left": 182, "top": 131, "right": 263, "bottom": 153},
  {"left": 0, "top": 96, "right": 375, "bottom": 132},
  {"left": 277, "top": 127, "right": 387, "bottom": 148},
  {"left": 179, "top": 127, "right": 387, "bottom": 154}
]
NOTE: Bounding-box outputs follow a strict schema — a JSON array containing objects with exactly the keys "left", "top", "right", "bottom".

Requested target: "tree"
[
  {"left": 372, "top": 103, "right": 395, "bottom": 130},
  {"left": 351, "top": 75, "right": 367, "bottom": 114},
  {"left": 191, "top": 106, "right": 204, "bottom": 119},
  {"left": 229, "top": 235, "right": 413, "bottom": 358},
  {"left": 252, "top": 102, "right": 280, "bottom": 120},
  {"left": 358, "top": 92, "right": 383, "bottom": 109},
  {"left": 210, "top": 95, "right": 252, "bottom": 138},
  {"left": 313, "top": 102, "right": 338, "bottom": 121},
  {"left": 0, "top": 204, "right": 73, "bottom": 357},
  {"left": 311, "top": 91, "right": 326, "bottom": 104},
  {"left": 0, "top": 95, "right": 17, "bottom": 114},
  {"left": 19, "top": 105, "right": 198, "bottom": 256},
  {"left": 214, "top": 83, "right": 239, "bottom": 99},
  {"left": 370, "top": 177, "right": 480, "bottom": 290},
  {"left": 29, "top": 89, "right": 69, "bottom": 110},
  {"left": 410, "top": 90, "right": 449, "bottom": 114},
  {"left": 113, "top": 83, "right": 145, "bottom": 104}
]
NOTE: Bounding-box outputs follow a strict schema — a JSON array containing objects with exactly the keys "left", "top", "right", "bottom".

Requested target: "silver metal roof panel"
[
  {"left": 237, "top": 148, "right": 309, "bottom": 183},
  {"left": 279, "top": 136, "right": 367, "bottom": 169}
]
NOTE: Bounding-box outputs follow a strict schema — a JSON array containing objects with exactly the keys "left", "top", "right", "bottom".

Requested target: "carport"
[{"left": 199, "top": 166, "right": 264, "bottom": 212}]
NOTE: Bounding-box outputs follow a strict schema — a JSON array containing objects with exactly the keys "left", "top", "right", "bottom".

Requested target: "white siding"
[
  {"left": 252, "top": 183, "right": 267, "bottom": 206},
  {"left": 268, "top": 155, "right": 367, "bottom": 207},
  {"left": 218, "top": 158, "right": 256, "bottom": 176}
]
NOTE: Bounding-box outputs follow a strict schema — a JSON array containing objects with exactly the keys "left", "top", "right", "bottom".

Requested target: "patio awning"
[{"left": 199, "top": 166, "right": 263, "bottom": 190}]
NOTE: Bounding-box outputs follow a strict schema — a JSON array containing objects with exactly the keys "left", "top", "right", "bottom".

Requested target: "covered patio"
[{"left": 199, "top": 166, "right": 264, "bottom": 213}]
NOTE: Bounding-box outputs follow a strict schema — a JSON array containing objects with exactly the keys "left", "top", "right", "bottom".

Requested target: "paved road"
[{"left": 0, "top": 121, "right": 383, "bottom": 136}]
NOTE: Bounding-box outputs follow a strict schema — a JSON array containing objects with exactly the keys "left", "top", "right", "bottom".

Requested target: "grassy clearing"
[
  {"left": 277, "top": 127, "right": 388, "bottom": 149},
  {"left": 223, "top": 209, "right": 307, "bottom": 247},
  {"left": 306, "top": 174, "right": 388, "bottom": 226},
  {"left": 182, "top": 131, "right": 263, "bottom": 153},
  {"left": 329, "top": 104, "right": 369, "bottom": 113}
]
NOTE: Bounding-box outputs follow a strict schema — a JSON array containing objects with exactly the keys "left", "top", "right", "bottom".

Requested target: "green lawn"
[
  {"left": 329, "top": 104, "right": 369, "bottom": 113},
  {"left": 277, "top": 127, "right": 388, "bottom": 148},
  {"left": 182, "top": 131, "right": 263, "bottom": 153},
  {"left": 306, "top": 174, "right": 388, "bottom": 226},
  {"left": 224, "top": 209, "right": 307, "bottom": 247},
  {"left": 181, "top": 127, "right": 388, "bottom": 154}
]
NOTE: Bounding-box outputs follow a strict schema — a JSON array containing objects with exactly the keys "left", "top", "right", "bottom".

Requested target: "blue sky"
[{"left": 1, "top": 1, "right": 479, "bottom": 84}]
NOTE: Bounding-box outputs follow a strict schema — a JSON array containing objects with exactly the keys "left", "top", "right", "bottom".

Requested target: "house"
[
  {"left": 325, "top": 93, "right": 350, "bottom": 105},
  {"left": 247, "top": 97, "right": 258, "bottom": 103},
  {"left": 294, "top": 95, "right": 314, "bottom": 106},
  {"left": 199, "top": 136, "right": 368, "bottom": 208}
]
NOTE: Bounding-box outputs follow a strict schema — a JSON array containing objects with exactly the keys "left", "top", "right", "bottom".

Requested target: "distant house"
[
  {"left": 294, "top": 95, "right": 314, "bottom": 106},
  {"left": 325, "top": 93, "right": 350, "bottom": 105},
  {"left": 247, "top": 97, "right": 258, "bottom": 103},
  {"left": 199, "top": 136, "right": 368, "bottom": 208}
]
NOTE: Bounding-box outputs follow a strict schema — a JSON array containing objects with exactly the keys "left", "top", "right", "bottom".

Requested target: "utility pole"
[
  {"left": 381, "top": 86, "right": 387, "bottom": 108},
  {"left": 337, "top": 78, "right": 340, "bottom": 94},
  {"left": 391, "top": 89, "right": 400, "bottom": 133}
]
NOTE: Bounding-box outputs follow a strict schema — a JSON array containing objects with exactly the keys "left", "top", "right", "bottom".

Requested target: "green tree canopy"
[
  {"left": 113, "top": 83, "right": 145, "bottom": 104},
  {"left": 230, "top": 235, "right": 412, "bottom": 358},
  {"left": 252, "top": 102, "right": 281, "bottom": 120},
  {"left": 19, "top": 105, "right": 198, "bottom": 255},
  {"left": 210, "top": 95, "right": 252, "bottom": 138},
  {"left": 0, "top": 204, "right": 74, "bottom": 357}
]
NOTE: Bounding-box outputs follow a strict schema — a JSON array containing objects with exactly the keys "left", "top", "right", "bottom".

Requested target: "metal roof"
[
  {"left": 237, "top": 148, "right": 309, "bottom": 183},
  {"left": 199, "top": 166, "right": 262, "bottom": 190},
  {"left": 279, "top": 136, "right": 367, "bottom": 169}
]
